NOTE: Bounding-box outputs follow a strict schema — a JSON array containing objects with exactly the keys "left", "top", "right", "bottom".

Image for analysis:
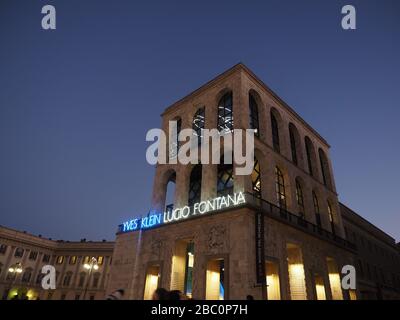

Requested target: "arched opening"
[
  {"left": 21, "top": 268, "right": 32, "bottom": 283},
  {"left": 295, "top": 178, "right": 305, "bottom": 219},
  {"left": 217, "top": 153, "right": 234, "bottom": 196},
  {"left": 289, "top": 123, "right": 301, "bottom": 166},
  {"left": 249, "top": 94, "right": 260, "bottom": 137},
  {"left": 305, "top": 137, "right": 316, "bottom": 177},
  {"left": 188, "top": 164, "right": 202, "bottom": 206},
  {"left": 193, "top": 107, "right": 205, "bottom": 146},
  {"left": 252, "top": 157, "right": 261, "bottom": 198},
  {"left": 271, "top": 110, "right": 280, "bottom": 153},
  {"left": 275, "top": 167, "right": 286, "bottom": 209},
  {"left": 327, "top": 201, "right": 335, "bottom": 235},
  {"left": 312, "top": 191, "right": 321, "bottom": 228},
  {"left": 319, "top": 148, "right": 332, "bottom": 189},
  {"left": 169, "top": 117, "right": 182, "bottom": 159},
  {"left": 165, "top": 171, "right": 176, "bottom": 213},
  {"left": 217, "top": 92, "right": 233, "bottom": 134},
  {"left": 63, "top": 271, "right": 73, "bottom": 287}
]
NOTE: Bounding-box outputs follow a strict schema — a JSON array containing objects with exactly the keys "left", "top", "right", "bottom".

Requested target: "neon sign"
[{"left": 119, "top": 192, "right": 246, "bottom": 233}]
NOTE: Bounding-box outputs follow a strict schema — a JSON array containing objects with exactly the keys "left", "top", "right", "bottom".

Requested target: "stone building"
[
  {"left": 106, "top": 63, "right": 362, "bottom": 300},
  {"left": 341, "top": 204, "right": 400, "bottom": 299},
  {"left": 0, "top": 225, "right": 113, "bottom": 300}
]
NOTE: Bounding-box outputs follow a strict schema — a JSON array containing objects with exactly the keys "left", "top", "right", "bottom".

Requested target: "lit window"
[
  {"left": 56, "top": 256, "right": 64, "bottom": 264},
  {"left": 97, "top": 256, "right": 104, "bottom": 266},
  {"left": 249, "top": 94, "right": 259, "bottom": 137},
  {"left": 217, "top": 92, "right": 233, "bottom": 134},
  {"left": 192, "top": 107, "right": 205, "bottom": 146},
  {"left": 252, "top": 157, "right": 261, "bottom": 198},
  {"left": 69, "top": 256, "right": 77, "bottom": 265}
]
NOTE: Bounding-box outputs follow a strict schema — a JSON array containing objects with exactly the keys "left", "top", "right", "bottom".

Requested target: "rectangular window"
[
  {"left": 29, "top": 251, "right": 38, "bottom": 261},
  {"left": 349, "top": 289, "right": 357, "bottom": 300},
  {"left": 83, "top": 256, "right": 90, "bottom": 264},
  {"left": 69, "top": 256, "right": 77, "bottom": 265},
  {"left": 42, "top": 254, "right": 50, "bottom": 263},
  {"left": 56, "top": 256, "right": 64, "bottom": 264},
  {"left": 287, "top": 244, "right": 307, "bottom": 300},
  {"left": 0, "top": 244, "right": 7, "bottom": 255},
  {"left": 143, "top": 265, "right": 160, "bottom": 300},
  {"left": 206, "top": 258, "right": 225, "bottom": 300},
  {"left": 265, "top": 261, "right": 281, "bottom": 300},
  {"left": 14, "top": 247, "right": 24, "bottom": 258},
  {"left": 97, "top": 256, "right": 104, "bottom": 265},
  {"left": 326, "top": 257, "right": 343, "bottom": 300}
]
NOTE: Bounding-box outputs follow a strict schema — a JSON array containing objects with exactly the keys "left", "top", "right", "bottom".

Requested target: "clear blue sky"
[{"left": 0, "top": 0, "right": 399, "bottom": 241}]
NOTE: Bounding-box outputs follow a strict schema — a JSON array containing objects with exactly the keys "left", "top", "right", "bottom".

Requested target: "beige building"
[
  {"left": 2, "top": 64, "right": 399, "bottom": 300},
  {"left": 0, "top": 225, "right": 113, "bottom": 300},
  {"left": 106, "top": 63, "right": 375, "bottom": 300}
]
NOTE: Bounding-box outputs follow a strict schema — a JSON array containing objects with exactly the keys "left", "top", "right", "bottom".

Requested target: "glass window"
[
  {"left": 249, "top": 95, "right": 259, "bottom": 137},
  {"left": 192, "top": 107, "right": 205, "bottom": 146},
  {"left": 252, "top": 158, "right": 261, "bottom": 198},
  {"left": 69, "top": 256, "right": 77, "bottom": 265},
  {"left": 97, "top": 256, "right": 104, "bottom": 266},
  {"left": 29, "top": 251, "right": 38, "bottom": 261},
  {"left": 289, "top": 124, "right": 298, "bottom": 165},
  {"left": 313, "top": 191, "right": 321, "bottom": 227},
  {"left": 305, "top": 137, "right": 314, "bottom": 176},
  {"left": 14, "top": 247, "right": 24, "bottom": 258},
  {"left": 22, "top": 269, "right": 32, "bottom": 283},
  {"left": 217, "top": 92, "right": 233, "bottom": 134},
  {"left": 42, "top": 254, "right": 50, "bottom": 263},
  {"left": 328, "top": 202, "right": 335, "bottom": 235},
  {"left": 56, "top": 256, "right": 64, "bottom": 264},
  {"left": 188, "top": 164, "right": 202, "bottom": 206},
  {"left": 275, "top": 167, "right": 286, "bottom": 209},
  {"left": 217, "top": 155, "right": 234, "bottom": 197},
  {"left": 295, "top": 179, "right": 305, "bottom": 218},
  {"left": 271, "top": 112, "right": 280, "bottom": 153},
  {"left": 0, "top": 244, "right": 7, "bottom": 255},
  {"left": 63, "top": 272, "right": 72, "bottom": 286}
]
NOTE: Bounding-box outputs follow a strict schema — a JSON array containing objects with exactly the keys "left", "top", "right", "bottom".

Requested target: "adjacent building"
[{"left": 0, "top": 225, "right": 113, "bottom": 300}]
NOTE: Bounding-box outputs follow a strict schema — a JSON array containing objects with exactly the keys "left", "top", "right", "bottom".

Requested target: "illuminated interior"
[
  {"left": 349, "top": 289, "right": 357, "bottom": 300},
  {"left": 143, "top": 265, "right": 160, "bottom": 300},
  {"left": 170, "top": 240, "right": 194, "bottom": 298},
  {"left": 206, "top": 258, "right": 225, "bottom": 300},
  {"left": 314, "top": 274, "right": 326, "bottom": 300},
  {"left": 265, "top": 261, "right": 281, "bottom": 300},
  {"left": 287, "top": 244, "right": 307, "bottom": 300},
  {"left": 326, "top": 257, "right": 343, "bottom": 300}
]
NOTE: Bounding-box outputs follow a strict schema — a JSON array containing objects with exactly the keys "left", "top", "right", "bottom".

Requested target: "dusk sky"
[{"left": 0, "top": 0, "right": 399, "bottom": 241}]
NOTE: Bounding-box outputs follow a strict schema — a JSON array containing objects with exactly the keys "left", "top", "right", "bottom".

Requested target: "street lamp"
[
  {"left": 7, "top": 262, "right": 23, "bottom": 300},
  {"left": 82, "top": 257, "right": 98, "bottom": 300}
]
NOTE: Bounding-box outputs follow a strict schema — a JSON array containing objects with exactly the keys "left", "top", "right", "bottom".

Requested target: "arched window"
[
  {"left": 271, "top": 112, "right": 280, "bottom": 153},
  {"left": 319, "top": 149, "right": 332, "bottom": 188},
  {"left": 165, "top": 171, "right": 176, "bottom": 213},
  {"left": 193, "top": 107, "right": 205, "bottom": 146},
  {"left": 252, "top": 157, "right": 261, "bottom": 197},
  {"left": 63, "top": 272, "right": 73, "bottom": 287},
  {"left": 275, "top": 167, "right": 286, "bottom": 209},
  {"left": 295, "top": 179, "right": 305, "bottom": 218},
  {"left": 78, "top": 272, "right": 86, "bottom": 287},
  {"left": 328, "top": 202, "right": 335, "bottom": 235},
  {"left": 305, "top": 137, "right": 315, "bottom": 176},
  {"left": 312, "top": 191, "right": 321, "bottom": 227},
  {"left": 169, "top": 118, "right": 182, "bottom": 159},
  {"left": 249, "top": 94, "right": 259, "bottom": 137},
  {"left": 289, "top": 124, "right": 298, "bottom": 165},
  {"left": 22, "top": 268, "right": 32, "bottom": 283},
  {"left": 217, "top": 154, "right": 234, "bottom": 196},
  {"left": 188, "top": 164, "right": 202, "bottom": 206},
  {"left": 92, "top": 272, "right": 101, "bottom": 288},
  {"left": 217, "top": 92, "right": 233, "bottom": 134}
]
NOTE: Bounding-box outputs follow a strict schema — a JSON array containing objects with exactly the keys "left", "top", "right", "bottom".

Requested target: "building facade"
[
  {"left": 341, "top": 204, "right": 400, "bottom": 299},
  {"left": 0, "top": 225, "right": 113, "bottom": 300},
  {"left": 2, "top": 64, "right": 399, "bottom": 300},
  {"left": 106, "top": 64, "right": 372, "bottom": 300}
]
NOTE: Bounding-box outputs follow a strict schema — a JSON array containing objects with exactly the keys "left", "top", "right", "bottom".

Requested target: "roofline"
[
  {"left": 162, "top": 62, "right": 330, "bottom": 148},
  {"left": 339, "top": 202, "right": 397, "bottom": 244}
]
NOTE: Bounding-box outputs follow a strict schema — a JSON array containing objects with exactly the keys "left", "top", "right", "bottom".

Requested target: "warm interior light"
[{"left": 83, "top": 263, "right": 90, "bottom": 270}]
